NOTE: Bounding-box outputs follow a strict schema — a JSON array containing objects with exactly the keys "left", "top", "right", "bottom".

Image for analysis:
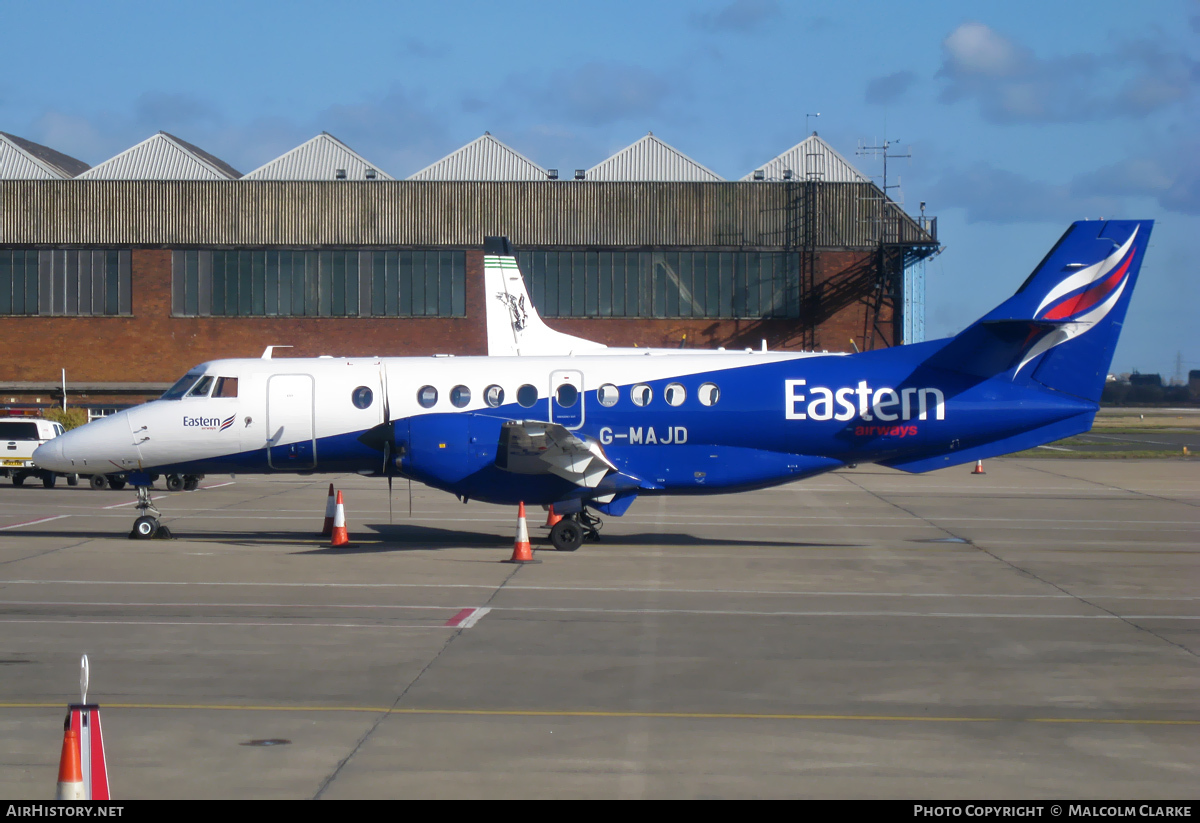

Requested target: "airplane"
[{"left": 34, "top": 220, "right": 1152, "bottom": 550}]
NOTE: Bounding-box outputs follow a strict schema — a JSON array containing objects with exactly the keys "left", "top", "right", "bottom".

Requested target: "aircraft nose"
[{"left": 32, "top": 438, "right": 68, "bottom": 473}]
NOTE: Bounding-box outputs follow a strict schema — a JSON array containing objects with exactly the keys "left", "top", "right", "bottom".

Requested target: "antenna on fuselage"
[{"left": 261, "top": 346, "right": 293, "bottom": 359}]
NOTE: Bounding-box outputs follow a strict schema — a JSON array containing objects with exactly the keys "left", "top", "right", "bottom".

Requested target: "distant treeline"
[{"left": 1101, "top": 382, "right": 1199, "bottom": 406}]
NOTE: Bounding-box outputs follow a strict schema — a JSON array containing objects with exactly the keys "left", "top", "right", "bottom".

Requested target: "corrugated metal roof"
[
  {"left": 76, "top": 131, "right": 240, "bottom": 180},
  {"left": 741, "top": 134, "right": 871, "bottom": 183},
  {"left": 0, "top": 132, "right": 89, "bottom": 179},
  {"left": 586, "top": 133, "right": 723, "bottom": 182},
  {"left": 408, "top": 133, "right": 550, "bottom": 181},
  {"left": 241, "top": 132, "right": 393, "bottom": 181}
]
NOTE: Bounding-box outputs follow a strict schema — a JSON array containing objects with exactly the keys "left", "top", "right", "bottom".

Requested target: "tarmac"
[{"left": 0, "top": 458, "right": 1196, "bottom": 799}]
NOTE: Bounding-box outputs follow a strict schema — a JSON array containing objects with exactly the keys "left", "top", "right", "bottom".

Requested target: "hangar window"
[
  {"left": 516, "top": 384, "right": 538, "bottom": 408},
  {"left": 631, "top": 384, "right": 652, "bottom": 407},
  {"left": 171, "top": 249, "right": 466, "bottom": 318},
  {"left": 664, "top": 383, "right": 686, "bottom": 406},
  {"left": 450, "top": 385, "right": 471, "bottom": 408},
  {"left": 0, "top": 250, "right": 131, "bottom": 317},
  {"left": 484, "top": 385, "right": 505, "bottom": 407},
  {"left": 515, "top": 250, "right": 803, "bottom": 320},
  {"left": 597, "top": 383, "right": 619, "bottom": 406},
  {"left": 417, "top": 385, "right": 438, "bottom": 408},
  {"left": 698, "top": 382, "right": 720, "bottom": 406}
]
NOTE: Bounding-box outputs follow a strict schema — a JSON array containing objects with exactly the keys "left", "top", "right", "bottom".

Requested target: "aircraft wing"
[{"left": 496, "top": 420, "right": 616, "bottom": 488}]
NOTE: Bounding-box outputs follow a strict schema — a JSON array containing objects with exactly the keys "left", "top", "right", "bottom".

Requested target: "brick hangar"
[{"left": 0, "top": 129, "right": 938, "bottom": 415}]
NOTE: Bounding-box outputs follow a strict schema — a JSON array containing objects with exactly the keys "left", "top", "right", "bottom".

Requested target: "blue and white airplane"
[{"left": 35, "top": 220, "right": 1152, "bottom": 549}]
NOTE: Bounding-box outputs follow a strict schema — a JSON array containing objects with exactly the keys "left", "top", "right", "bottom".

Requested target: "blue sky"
[{"left": 4, "top": 0, "right": 1197, "bottom": 377}]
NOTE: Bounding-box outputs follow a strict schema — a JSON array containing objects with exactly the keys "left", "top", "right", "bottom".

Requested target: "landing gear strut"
[
  {"left": 128, "top": 485, "right": 172, "bottom": 540},
  {"left": 548, "top": 510, "right": 603, "bottom": 552}
]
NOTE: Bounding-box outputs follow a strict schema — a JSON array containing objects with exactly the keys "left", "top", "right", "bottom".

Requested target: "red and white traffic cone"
[
  {"left": 543, "top": 504, "right": 563, "bottom": 529},
  {"left": 971, "top": 460, "right": 985, "bottom": 475},
  {"left": 504, "top": 502, "right": 539, "bottom": 564},
  {"left": 55, "top": 726, "right": 84, "bottom": 800},
  {"left": 330, "top": 490, "right": 349, "bottom": 547},
  {"left": 319, "top": 483, "right": 336, "bottom": 536}
]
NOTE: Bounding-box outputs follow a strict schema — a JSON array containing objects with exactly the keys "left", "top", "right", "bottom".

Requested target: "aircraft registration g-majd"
[{"left": 36, "top": 220, "right": 1151, "bottom": 549}]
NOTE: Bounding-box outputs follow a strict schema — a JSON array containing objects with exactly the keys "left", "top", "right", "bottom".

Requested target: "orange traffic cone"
[
  {"left": 319, "top": 483, "right": 335, "bottom": 536},
  {"left": 504, "top": 502, "right": 540, "bottom": 564},
  {"left": 330, "top": 490, "right": 349, "bottom": 547},
  {"left": 55, "top": 726, "right": 84, "bottom": 800},
  {"left": 971, "top": 460, "right": 985, "bottom": 475},
  {"left": 544, "top": 504, "right": 563, "bottom": 529}
]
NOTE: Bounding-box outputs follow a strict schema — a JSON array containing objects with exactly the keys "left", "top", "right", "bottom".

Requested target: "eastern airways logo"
[
  {"left": 184, "top": 414, "right": 236, "bottom": 432},
  {"left": 786, "top": 380, "right": 945, "bottom": 422},
  {"left": 1016, "top": 227, "right": 1139, "bottom": 375}
]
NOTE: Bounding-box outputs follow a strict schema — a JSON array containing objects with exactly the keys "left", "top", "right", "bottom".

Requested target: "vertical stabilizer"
[{"left": 483, "top": 237, "right": 606, "bottom": 356}]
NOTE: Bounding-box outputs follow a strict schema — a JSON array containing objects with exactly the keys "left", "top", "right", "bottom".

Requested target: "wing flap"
[{"left": 497, "top": 420, "right": 615, "bottom": 488}]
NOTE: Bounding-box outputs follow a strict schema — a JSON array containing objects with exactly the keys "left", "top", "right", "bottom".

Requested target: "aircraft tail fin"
[
  {"left": 483, "top": 237, "right": 606, "bottom": 356},
  {"left": 929, "top": 220, "right": 1151, "bottom": 403}
]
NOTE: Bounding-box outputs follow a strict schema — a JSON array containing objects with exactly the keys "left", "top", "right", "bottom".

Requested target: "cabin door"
[{"left": 266, "top": 374, "right": 316, "bottom": 470}]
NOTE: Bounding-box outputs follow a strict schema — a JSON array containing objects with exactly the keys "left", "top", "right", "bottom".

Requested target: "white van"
[{"left": 0, "top": 417, "right": 79, "bottom": 488}]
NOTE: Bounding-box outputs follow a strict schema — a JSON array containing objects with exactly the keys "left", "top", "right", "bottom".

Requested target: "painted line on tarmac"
[
  {"left": 0, "top": 515, "right": 71, "bottom": 531},
  {"left": 0, "top": 702, "right": 1195, "bottom": 726},
  {"left": 103, "top": 496, "right": 166, "bottom": 509},
  {"left": 444, "top": 606, "right": 491, "bottom": 628},
  {"left": 198, "top": 481, "right": 236, "bottom": 490},
  {"left": 1, "top": 608, "right": 1195, "bottom": 623},
  {"left": 4, "top": 580, "right": 1198, "bottom": 602},
  {"left": 0, "top": 618, "right": 453, "bottom": 629}
]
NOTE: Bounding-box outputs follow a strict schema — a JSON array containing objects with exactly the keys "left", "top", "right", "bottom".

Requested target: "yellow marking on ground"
[{"left": 1, "top": 703, "right": 1196, "bottom": 725}]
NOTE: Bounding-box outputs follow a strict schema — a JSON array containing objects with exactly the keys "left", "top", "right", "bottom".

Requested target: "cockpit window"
[
  {"left": 213, "top": 377, "right": 239, "bottom": 398},
  {"left": 161, "top": 371, "right": 204, "bottom": 400},
  {"left": 186, "top": 376, "right": 215, "bottom": 398}
]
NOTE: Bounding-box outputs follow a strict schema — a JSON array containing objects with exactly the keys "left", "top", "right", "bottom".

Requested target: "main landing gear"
[
  {"left": 129, "top": 485, "right": 173, "bottom": 540},
  {"left": 548, "top": 510, "right": 603, "bottom": 552}
]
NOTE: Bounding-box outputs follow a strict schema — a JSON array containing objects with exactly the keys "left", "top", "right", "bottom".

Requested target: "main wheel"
[
  {"left": 131, "top": 516, "right": 158, "bottom": 540},
  {"left": 183, "top": 476, "right": 199, "bottom": 491},
  {"left": 89, "top": 474, "right": 107, "bottom": 490},
  {"left": 12, "top": 473, "right": 26, "bottom": 487},
  {"left": 166, "top": 474, "right": 184, "bottom": 492},
  {"left": 42, "top": 474, "right": 56, "bottom": 489},
  {"left": 66, "top": 474, "right": 79, "bottom": 487},
  {"left": 550, "top": 518, "right": 584, "bottom": 552},
  {"left": 108, "top": 478, "right": 126, "bottom": 491}
]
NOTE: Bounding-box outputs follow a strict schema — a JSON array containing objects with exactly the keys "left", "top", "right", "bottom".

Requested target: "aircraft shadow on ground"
[
  {"left": 291, "top": 523, "right": 862, "bottom": 555},
  {"left": 0, "top": 526, "right": 862, "bottom": 552}
]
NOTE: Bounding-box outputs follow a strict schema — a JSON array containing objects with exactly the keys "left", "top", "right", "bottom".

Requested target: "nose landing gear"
[{"left": 128, "top": 485, "right": 173, "bottom": 540}]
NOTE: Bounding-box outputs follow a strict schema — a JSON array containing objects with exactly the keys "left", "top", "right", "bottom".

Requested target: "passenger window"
[
  {"left": 698, "top": 383, "right": 720, "bottom": 406},
  {"left": 485, "top": 385, "right": 505, "bottom": 408},
  {"left": 186, "top": 376, "right": 215, "bottom": 397},
  {"left": 664, "top": 383, "right": 686, "bottom": 406},
  {"left": 631, "top": 384, "right": 652, "bottom": 407},
  {"left": 450, "top": 385, "right": 471, "bottom": 408},
  {"left": 555, "top": 384, "right": 578, "bottom": 408},
  {"left": 213, "top": 377, "right": 239, "bottom": 398},
  {"left": 417, "top": 385, "right": 438, "bottom": 408},
  {"left": 351, "top": 386, "right": 373, "bottom": 409},
  {"left": 517, "top": 384, "right": 538, "bottom": 408},
  {"left": 597, "top": 383, "right": 619, "bottom": 407}
]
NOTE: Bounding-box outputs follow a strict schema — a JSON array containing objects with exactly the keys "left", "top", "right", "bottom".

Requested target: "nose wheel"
[
  {"left": 128, "top": 485, "right": 173, "bottom": 540},
  {"left": 548, "top": 510, "right": 603, "bottom": 552}
]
